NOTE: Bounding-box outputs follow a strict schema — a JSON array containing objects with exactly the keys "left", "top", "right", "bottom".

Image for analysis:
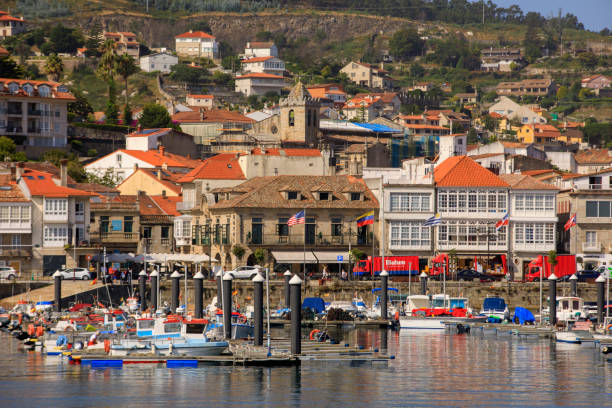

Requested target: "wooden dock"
[
  {"left": 269, "top": 319, "right": 390, "bottom": 329},
  {"left": 443, "top": 321, "right": 555, "bottom": 338},
  {"left": 67, "top": 338, "right": 392, "bottom": 367}
]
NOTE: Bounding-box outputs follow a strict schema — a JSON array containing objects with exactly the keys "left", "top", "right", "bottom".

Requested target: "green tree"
[
  {"left": 0, "top": 56, "right": 24, "bottom": 79},
  {"left": 409, "top": 63, "right": 425, "bottom": 78},
  {"left": 221, "top": 55, "right": 241, "bottom": 72},
  {"left": 556, "top": 86, "right": 568, "bottom": 100},
  {"left": 115, "top": 54, "right": 139, "bottom": 105},
  {"left": 170, "top": 64, "right": 208, "bottom": 83},
  {"left": 0, "top": 136, "right": 27, "bottom": 161},
  {"left": 44, "top": 53, "right": 63, "bottom": 81},
  {"left": 86, "top": 168, "right": 122, "bottom": 187},
  {"left": 123, "top": 103, "right": 133, "bottom": 126},
  {"left": 104, "top": 95, "right": 120, "bottom": 125},
  {"left": 138, "top": 103, "right": 176, "bottom": 129},
  {"left": 523, "top": 26, "right": 542, "bottom": 63},
  {"left": 49, "top": 24, "right": 83, "bottom": 54},
  {"left": 483, "top": 114, "right": 496, "bottom": 131},
  {"left": 388, "top": 27, "right": 425, "bottom": 61},
  {"left": 84, "top": 22, "right": 103, "bottom": 57},
  {"left": 188, "top": 20, "right": 212, "bottom": 34},
  {"left": 68, "top": 90, "right": 93, "bottom": 121},
  {"left": 467, "top": 128, "right": 479, "bottom": 144},
  {"left": 41, "top": 150, "right": 86, "bottom": 182}
]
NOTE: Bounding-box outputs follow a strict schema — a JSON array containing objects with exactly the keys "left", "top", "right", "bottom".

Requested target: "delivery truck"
[
  {"left": 524, "top": 254, "right": 576, "bottom": 282},
  {"left": 352, "top": 256, "right": 420, "bottom": 277}
]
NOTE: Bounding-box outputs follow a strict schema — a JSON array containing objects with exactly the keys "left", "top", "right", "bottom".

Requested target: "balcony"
[
  {"left": 4, "top": 126, "right": 23, "bottom": 134},
  {"left": 246, "top": 234, "right": 372, "bottom": 247},
  {"left": 0, "top": 220, "right": 31, "bottom": 233},
  {"left": 0, "top": 246, "right": 32, "bottom": 257},
  {"left": 97, "top": 231, "right": 137, "bottom": 243},
  {"left": 583, "top": 242, "right": 602, "bottom": 252},
  {"left": 27, "top": 110, "right": 42, "bottom": 116}
]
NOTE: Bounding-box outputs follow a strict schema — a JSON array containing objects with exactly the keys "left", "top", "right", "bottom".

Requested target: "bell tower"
[{"left": 279, "top": 81, "right": 320, "bottom": 146}]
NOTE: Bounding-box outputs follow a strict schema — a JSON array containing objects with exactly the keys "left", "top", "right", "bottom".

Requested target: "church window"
[{"left": 289, "top": 110, "right": 295, "bottom": 127}]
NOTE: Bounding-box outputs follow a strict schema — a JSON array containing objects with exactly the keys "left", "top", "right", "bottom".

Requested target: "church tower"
[{"left": 279, "top": 81, "right": 320, "bottom": 146}]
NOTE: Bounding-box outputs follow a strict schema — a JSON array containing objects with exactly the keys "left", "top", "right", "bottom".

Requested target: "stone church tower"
[{"left": 279, "top": 81, "right": 320, "bottom": 146}]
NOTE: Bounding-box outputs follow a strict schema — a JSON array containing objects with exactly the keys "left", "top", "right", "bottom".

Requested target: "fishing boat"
[
  {"left": 479, "top": 297, "right": 510, "bottom": 321},
  {"left": 399, "top": 295, "right": 485, "bottom": 329},
  {"left": 555, "top": 331, "right": 582, "bottom": 344}
]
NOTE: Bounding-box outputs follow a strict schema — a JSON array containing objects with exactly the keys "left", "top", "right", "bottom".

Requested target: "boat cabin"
[{"left": 556, "top": 297, "right": 585, "bottom": 322}]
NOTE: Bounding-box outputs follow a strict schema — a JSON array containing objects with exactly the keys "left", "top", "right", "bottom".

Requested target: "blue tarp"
[
  {"left": 351, "top": 122, "right": 399, "bottom": 133},
  {"left": 371, "top": 287, "right": 399, "bottom": 293},
  {"left": 513, "top": 307, "right": 535, "bottom": 325},
  {"left": 482, "top": 297, "right": 506, "bottom": 312},
  {"left": 302, "top": 297, "right": 326, "bottom": 314}
]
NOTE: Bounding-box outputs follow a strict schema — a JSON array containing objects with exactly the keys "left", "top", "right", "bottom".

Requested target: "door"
[
  {"left": 305, "top": 218, "right": 316, "bottom": 245},
  {"left": 251, "top": 217, "right": 263, "bottom": 244}
]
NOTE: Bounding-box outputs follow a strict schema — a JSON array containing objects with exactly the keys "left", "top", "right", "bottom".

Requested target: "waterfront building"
[{"left": 0, "top": 170, "right": 32, "bottom": 276}]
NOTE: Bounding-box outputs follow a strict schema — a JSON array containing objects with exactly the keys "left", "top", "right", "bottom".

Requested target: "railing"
[
  {"left": 4, "top": 126, "right": 23, "bottom": 133},
  {"left": 97, "top": 231, "right": 136, "bottom": 242},
  {"left": 0, "top": 246, "right": 32, "bottom": 257},
  {"left": 588, "top": 184, "right": 603, "bottom": 190},
  {"left": 583, "top": 242, "right": 602, "bottom": 252},
  {"left": 161, "top": 238, "right": 170, "bottom": 246},
  {"left": 7, "top": 109, "right": 22, "bottom": 115},
  {"left": 27, "top": 110, "right": 42, "bottom": 116},
  {"left": 246, "top": 234, "right": 372, "bottom": 246}
]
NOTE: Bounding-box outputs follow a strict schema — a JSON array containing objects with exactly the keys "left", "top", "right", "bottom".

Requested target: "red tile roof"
[
  {"left": 21, "top": 169, "right": 94, "bottom": 198},
  {"left": 242, "top": 56, "right": 275, "bottom": 63},
  {"left": 88, "top": 148, "right": 201, "bottom": 169},
  {"left": 498, "top": 174, "right": 559, "bottom": 190},
  {"left": 187, "top": 94, "right": 214, "bottom": 99},
  {"left": 150, "top": 195, "right": 182, "bottom": 216},
  {"left": 246, "top": 41, "right": 274, "bottom": 48},
  {"left": 574, "top": 149, "right": 612, "bottom": 165},
  {"left": 178, "top": 153, "right": 246, "bottom": 182},
  {"left": 354, "top": 92, "right": 398, "bottom": 104},
  {"left": 126, "top": 128, "right": 171, "bottom": 138},
  {"left": 434, "top": 156, "right": 509, "bottom": 187},
  {"left": 0, "top": 175, "right": 28, "bottom": 202},
  {"left": 172, "top": 109, "right": 254, "bottom": 124},
  {"left": 118, "top": 168, "right": 183, "bottom": 195},
  {"left": 0, "top": 14, "right": 24, "bottom": 22},
  {"left": 0, "top": 78, "right": 75, "bottom": 101},
  {"left": 0, "top": 46, "right": 9, "bottom": 56},
  {"left": 248, "top": 148, "right": 322, "bottom": 157},
  {"left": 176, "top": 31, "right": 215, "bottom": 39}
]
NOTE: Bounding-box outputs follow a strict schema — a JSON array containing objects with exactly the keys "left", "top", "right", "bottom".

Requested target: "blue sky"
[{"left": 478, "top": 0, "right": 611, "bottom": 31}]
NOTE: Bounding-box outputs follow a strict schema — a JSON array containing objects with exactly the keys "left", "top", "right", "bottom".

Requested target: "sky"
[{"left": 478, "top": 0, "right": 611, "bottom": 31}]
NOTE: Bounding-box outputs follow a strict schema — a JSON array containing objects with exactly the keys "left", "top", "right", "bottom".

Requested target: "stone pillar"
[
  {"left": 138, "top": 270, "right": 147, "bottom": 312},
  {"left": 194, "top": 271, "right": 204, "bottom": 319},
  {"left": 53, "top": 271, "right": 62, "bottom": 312},
  {"left": 380, "top": 270, "right": 388, "bottom": 320},
  {"left": 284, "top": 270, "right": 292, "bottom": 308},
  {"left": 216, "top": 270, "right": 222, "bottom": 308},
  {"left": 420, "top": 272, "right": 428, "bottom": 295},
  {"left": 171, "top": 271, "right": 181, "bottom": 313},
  {"left": 569, "top": 274, "right": 577, "bottom": 297},
  {"left": 548, "top": 273, "right": 557, "bottom": 326},
  {"left": 150, "top": 269, "right": 159, "bottom": 313},
  {"left": 597, "top": 274, "right": 606, "bottom": 325}
]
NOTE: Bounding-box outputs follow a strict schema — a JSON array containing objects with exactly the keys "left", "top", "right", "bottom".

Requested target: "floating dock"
[{"left": 443, "top": 321, "right": 555, "bottom": 338}]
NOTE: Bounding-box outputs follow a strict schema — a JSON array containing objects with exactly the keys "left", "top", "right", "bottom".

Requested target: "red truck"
[
  {"left": 352, "top": 256, "right": 420, "bottom": 277},
  {"left": 524, "top": 254, "right": 576, "bottom": 282}
]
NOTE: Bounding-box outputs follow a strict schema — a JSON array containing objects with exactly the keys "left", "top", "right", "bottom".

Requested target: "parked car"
[
  {"left": 0, "top": 266, "right": 18, "bottom": 280},
  {"left": 456, "top": 269, "right": 494, "bottom": 282},
  {"left": 226, "top": 265, "right": 262, "bottom": 279},
  {"left": 576, "top": 270, "right": 601, "bottom": 282},
  {"left": 56, "top": 267, "right": 92, "bottom": 280}
]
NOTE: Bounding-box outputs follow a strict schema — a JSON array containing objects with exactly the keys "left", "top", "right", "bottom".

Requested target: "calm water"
[{"left": 1, "top": 329, "right": 611, "bottom": 408}]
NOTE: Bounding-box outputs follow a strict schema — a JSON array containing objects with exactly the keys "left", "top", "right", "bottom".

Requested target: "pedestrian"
[
  {"left": 322, "top": 265, "right": 330, "bottom": 280},
  {"left": 341, "top": 268, "right": 348, "bottom": 281}
]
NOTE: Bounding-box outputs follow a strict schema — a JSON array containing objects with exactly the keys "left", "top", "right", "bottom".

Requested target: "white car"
[
  {"left": 56, "top": 268, "right": 92, "bottom": 280},
  {"left": 226, "top": 265, "right": 262, "bottom": 279},
  {"left": 0, "top": 266, "right": 18, "bottom": 280}
]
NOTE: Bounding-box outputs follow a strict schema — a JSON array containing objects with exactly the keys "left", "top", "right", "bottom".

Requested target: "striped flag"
[
  {"left": 495, "top": 212, "right": 509, "bottom": 231},
  {"left": 356, "top": 210, "right": 375, "bottom": 227},
  {"left": 287, "top": 210, "right": 305, "bottom": 226},
  {"left": 424, "top": 213, "right": 441, "bottom": 226},
  {"left": 564, "top": 213, "right": 576, "bottom": 231}
]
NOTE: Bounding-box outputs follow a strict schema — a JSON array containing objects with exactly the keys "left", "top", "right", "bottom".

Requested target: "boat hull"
[{"left": 555, "top": 332, "right": 581, "bottom": 344}]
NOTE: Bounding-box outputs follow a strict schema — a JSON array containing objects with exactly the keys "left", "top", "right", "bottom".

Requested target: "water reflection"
[{"left": 1, "top": 330, "right": 612, "bottom": 407}]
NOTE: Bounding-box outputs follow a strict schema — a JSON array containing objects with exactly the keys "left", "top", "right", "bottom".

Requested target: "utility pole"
[{"left": 482, "top": 1, "right": 485, "bottom": 25}]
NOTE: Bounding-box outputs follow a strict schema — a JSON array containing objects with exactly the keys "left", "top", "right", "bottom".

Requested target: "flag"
[
  {"left": 564, "top": 213, "right": 576, "bottom": 231},
  {"left": 90, "top": 278, "right": 97, "bottom": 285},
  {"left": 287, "top": 210, "right": 305, "bottom": 226},
  {"left": 495, "top": 212, "right": 509, "bottom": 231},
  {"left": 356, "top": 210, "right": 375, "bottom": 227},
  {"left": 424, "top": 213, "right": 441, "bottom": 226}
]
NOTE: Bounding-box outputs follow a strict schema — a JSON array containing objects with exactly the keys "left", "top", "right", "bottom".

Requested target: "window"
[
  {"left": 44, "top": 199, "right": 67, "bottom": 216},
  {"left": 75, "top": 202, "right": 84, "bottom": 217},
  {"left": 287, "top": 191, "right": 298, "bottom": 200},
  {"left": 390, "top": 193, "right": 430, "bottom": 212},
  {"left": 161, "top": 226, "right": 169, "bottom": 239},
  {"left": 288, "top": 109, "right": 295, "bottom": 126},
  {"left": 586, "top": 201, "right": 612, "bottom": 218},
  {"left": 390, "top": 221, "right": 430, "bottom": 247},
  {"left": 100, "top": 216, "right": 109, "bottom": 233},
  {"left": 43, "top": 226, "right": 68, "bottom": 243},
  {"left": 331, "top": 217, "right": 342, "bottom": 236},
  {"left": 116, "top": 154, "right": 122, "bottom": 164},
  {"left": 142, "top": 226, "right": 152, "bottom": 239},
  {"left": 319, "top": 192, "right": 329, "bottom": 201},
  {"left": 514, "top": 223, "right": 555, "bottom": 245},
  {"left": 585, "top": 231, "right": 596, "bottom": 245},
  {"left": 124, "top": 216, "right": 133, "bottom": 233},
  {"left": 277, "top": 217, "right": 289, "bottom": 236},
  {"left": 11, "top": 234, "right": 21, "bottom": 249},
  {"left": 350, "top": 193, "right": 361, "bottom": 201},
  {"left": 599, "top": 201, "right": 611, "bottom": 218}
]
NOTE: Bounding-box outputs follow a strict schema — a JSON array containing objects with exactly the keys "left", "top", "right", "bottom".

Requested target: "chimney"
[
  {"left": 199, "top": 107, "right": 204, "bottom": 121},
  {"left": 159, "top": 145, "right": 165, "bottom": 156},
  {"left": 59, "top": 159, "right": 68, "bottom": 187},
  {"left": 162, "top": 190, "right": 167, "bottom": 198},
  {"left": 133, "top": 162, "right": 139, "bottom": 172},
  {"left": 10, "top": 165, "right": 16, "bottom": 183},
  {"left": 157, "top": 169, "right": 162, "bottom": 180},
  {"left": 16, "top": 162, "right": 24, "bottom": 180}
]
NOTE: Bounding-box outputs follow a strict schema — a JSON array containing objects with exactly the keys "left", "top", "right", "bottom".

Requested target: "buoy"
[
  {"left": 309, "top": 329, "right": 320, "bottom": 341},
  {"left": 27, "top": 324, "right": 35, "bottom": 336},
  {"left": 394, "top": 311, "right": 400, "bottom": 321},
  {"left": 35, "top": 326, "right": 44, "bottom": 338},
  {"left": 104, "top": 339, "right": 110, "bottom": 353}
]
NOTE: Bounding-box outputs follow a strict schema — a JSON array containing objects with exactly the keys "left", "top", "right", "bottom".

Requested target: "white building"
[
  {"left": 139, "top": 52, "right": 178, "bottom": 73},
  {"left": 244, "top": 41, "right": 278, "bottom": 58},
  {"left": 488, "top": 96, "right": 547, "bottom": 125},
  {"left": 234, "top": 73, "right": 285, "bottom": 96},
  {"left": 186, "top": 94, "right": 215, "bottom": 109},
  {"left": 241, "top": 56, "right": 285, "bottom": 76},
  {"left": 437, "top": 134, "right": 467, "bottom": 164},
  {"left": 175, "top": 30, "right": 218, "bottom": 59}
]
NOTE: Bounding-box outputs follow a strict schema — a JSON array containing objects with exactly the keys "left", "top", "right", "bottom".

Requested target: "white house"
[
  {"left": 186, "top": 94, "right": 215, "bottom": 109},
  {"left": 175, "top": 30, "right": 218, "bottom": 59},
  {"left": 241, "top": 56, "right": 285, "bottom": 76},
  {"left": 139, "top": 52, "right": 178, "bottom": 73},
  {"left": 235, "top": 73, "right": 285, "bottom": 96},
  {"left": 244, "top": 41, "right": 278, "bottom": 58},
  {"left": 488, "top": 96, "right": 546, "bottom": 125}
]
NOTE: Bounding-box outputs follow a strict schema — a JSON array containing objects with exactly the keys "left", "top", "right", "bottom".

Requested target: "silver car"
[{"left": 0, "top": 266, "right": 18, "bottom": 280}]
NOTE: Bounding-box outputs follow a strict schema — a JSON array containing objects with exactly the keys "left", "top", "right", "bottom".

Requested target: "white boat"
[
  {"left": 399, "top": 295, "right": 444, "bottom": 329},
  {"left": 556, "top": 297, "right": 586, "bottom": 323},
  {"left": 480, "top": 297, "right": 510, "bottom": 321},
  {"left": 555, "top": 331, "right": 581, "bottom": 344}
]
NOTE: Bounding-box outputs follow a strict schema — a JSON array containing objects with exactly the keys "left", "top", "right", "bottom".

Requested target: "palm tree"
[
  {"left": 45, "top": 53, "right": 63, "bottom": 82},
  {"left": 115, "top": 54, "right": 139, "bottom": 105},
  {"left": 96, "top": 39, "right": 117, "bottom": 85}
]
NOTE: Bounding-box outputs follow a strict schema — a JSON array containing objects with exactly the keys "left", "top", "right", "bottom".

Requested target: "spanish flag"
[{"left": 356, "top": 210, "right": 375, "bottom": 227}]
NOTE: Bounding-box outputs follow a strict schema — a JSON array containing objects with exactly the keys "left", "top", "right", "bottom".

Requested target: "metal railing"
[
  {"left": 97, "top": 231, "right": 136, "bottom": 242},
  {"left": 246, "top": 233, "right": 372, "bottom": 246}
]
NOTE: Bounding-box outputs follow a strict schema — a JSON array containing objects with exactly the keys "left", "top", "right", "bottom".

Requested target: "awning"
[{"left": 271, "top": 251, "right": 349, "bottom": 264}]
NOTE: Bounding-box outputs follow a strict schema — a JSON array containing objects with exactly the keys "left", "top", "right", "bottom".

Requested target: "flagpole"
[{"left": 303, "top": 207, "right": 306, "bottom": 298}]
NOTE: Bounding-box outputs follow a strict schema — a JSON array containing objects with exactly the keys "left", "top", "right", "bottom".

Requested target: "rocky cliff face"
[{"left": 69, "top": 12, "right": 417, "bottom": 51}]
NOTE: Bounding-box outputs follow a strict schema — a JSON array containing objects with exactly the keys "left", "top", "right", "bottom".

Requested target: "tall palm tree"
[
  {"left": 115, "top": 54, "right": 139, "bottom": 105},
  {"left": 96, "top": 39, "right": 117, "bottom": 85},
  {"left": 44, "top": 53, "right": 63, "bottom": 82}
]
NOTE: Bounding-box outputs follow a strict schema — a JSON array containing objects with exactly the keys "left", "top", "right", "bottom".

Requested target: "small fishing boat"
[
  {"left": 480, "top": 297, "right": 509, "bottom": 321},
  {"left": 555, "top": 331, "right": 581, "bottom": 344}
]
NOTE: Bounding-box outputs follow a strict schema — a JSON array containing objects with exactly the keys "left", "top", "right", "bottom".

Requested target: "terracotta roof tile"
[
  {"left": 178, "top": 153, "right": 245, "bottom": 182},
  {"left": 150, "top": 195, "right": 181, "bottom": 216},
  {"left": 211, "top": 175, "right": 378, "bottom": 210},
  {"left": 126, "top": 128, "right": 171, "bottom": 138},
  {"left": 176, "top": 31, "right": 216, "bottom": 39},
  {"left": 172, "top": 109, "right": 254, "bottom": 124},
  {"left": 235, "top": 73, "right": 284, "bottom": 80},
  {"left": 498, "top": 174, "right": 559, "bottom": 190},
  {"left": 21, "top": 169, "right": 94, "bottom": 198},
  {"left": 89, "top": 149, "right": 201, "bottom": 169},
  {"left": 0, "top": 175, "right": 28, "bottom": 202},
  {"left": 434, "top": 156, "right": 509, "bottom": 187},
  {"left": 242, "top": 56, "right": 275, "bottom": 63},
  {"left": 575, "top": 149, "right": 612, "bottom": 165}
]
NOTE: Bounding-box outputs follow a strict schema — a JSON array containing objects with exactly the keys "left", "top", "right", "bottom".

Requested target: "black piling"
[
  {"left": 150, "top": 270, "right": 159, "bottom": 313},
  {"left": 194, "top": 271, "right": 204, "bottom": 319},
  {"left": 222, "top": 273, "right": 233, "bottom": 340},
  {"left": 171, "top": 271, "right": 181, "bottom": 313},
  {"left": 569, "top": 274, "right": 577, "bottom": 297},
  {"left": 216, "top": 271, "right": 222, "bottom": 308},
  {"left": 548, "top": 273, "right": 557, "bottom": 326},
  {"left": 290, "top": 274, "right": 302, "bottom": 355},
  {"left": 253, "top": 273, "right": 264, "bottom": 346},
  {"left": 284, "top": 270, "right": 292, "bottom": 308},
  {"left": 420, "top": 272, "right": 428, "bottom": 295},
  {"left": 139, "top": 270, "right": 147, "bottom": 312},
  {"left": 597, "top": 274, "right": 605, "bottom": 325},
  {"left": 53, "top": 271, "right": 61, "bottom": 312},
  {"left": 380, "top": 270, "right": 388, "bottom": 320}
]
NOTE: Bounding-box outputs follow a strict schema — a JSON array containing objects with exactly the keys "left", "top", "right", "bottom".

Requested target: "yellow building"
[
  {"left": 517, "top": 124, "right": 561, "bottom": 144},
  {"left": 116, "top": 168, "right": 182, "bottom": 197}
]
